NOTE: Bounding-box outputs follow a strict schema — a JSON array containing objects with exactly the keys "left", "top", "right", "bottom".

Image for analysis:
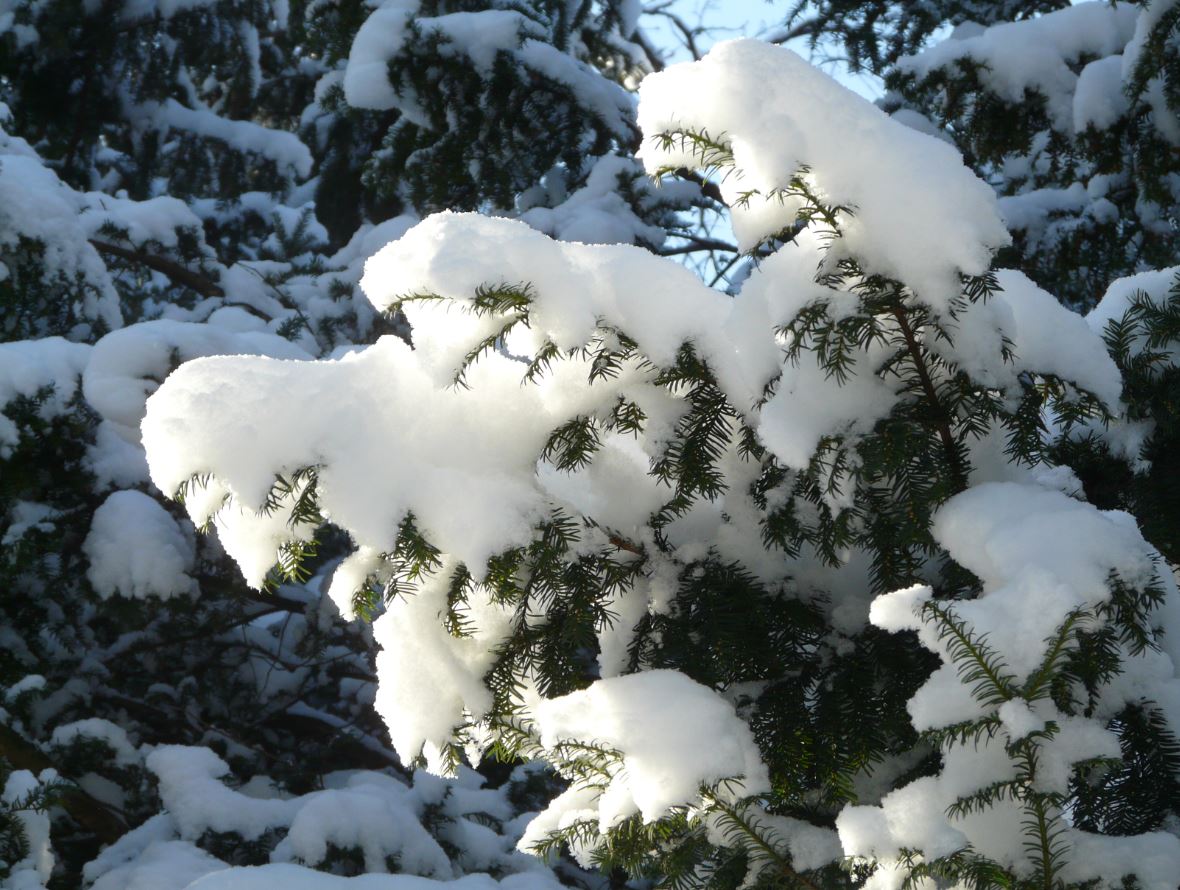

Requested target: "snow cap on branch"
[{"left": 637, "top": 39, "right": 1010, "bottom": 309}]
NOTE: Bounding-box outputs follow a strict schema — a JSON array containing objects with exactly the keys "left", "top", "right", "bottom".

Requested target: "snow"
[
  {"left": 417, "top": 11, "right": 530, "bottom": 70},
  {"left": 123, "top": 32, "right": 1180, "bottom": 890},
  {"left": 0, "top": 338, "right": 91, "bottom": 455},
  {"left": 80, "top": 192, "right": 205, "bottom": 247},
  {"left": 0, "top": 154, "right": 122, "bottom": 332},
  {"left": 638, "top": 39, "right": 1010, "bottom": 309},
  {"left": 743, "top": 238, "right": 899, "bottom": 468},
  {"left": 529, "top": 670, "right": 770, "bottom": 830},
  {"left": 888, "top": 482, "right": 1160, "bottom": 699},
  {"left": 83, "top": 490, "right": 197, "bottom": 600},
  {"left": 1123, "top": 0, "right": 1180, "bottom": 83},
  {"left": 139, "top": 747, "right": 558, "bottom": 887},
  {"left": 118, "top": 0, "right": 220, "bottom": 21},
  {"left": 149, "top": 99, "right": 313, "bottom": 178},
  {"left": 741, "top": 814, "right": 841, "bottom": 872},
  {"left": 84, "top": 319, "right": 310, "bottom": 445},
  {"left": 360, "top": 212, "right": 727, "bottom": 373},
  {"left": 371, "top": 560, "right": 514, "bottom": 769},
  {"left": 517, "top": 41, "right": 635, "bottom": 138},
  {"left": 849, "top": 479, "right": 1180, "bottom": 883},
  {"left": 83, "top": 814, "right": 182, "bottom": 885},
  {"left": 50, "top": 717, "right": 140, "bottom": 764},
  {"left": 272, "top": 773, "right": 453, "bottom": 876},
  {"left": 344, "top": 0, "right": 421, "bottom": 111},
  {"left": 143, "top": 335, "right": 566, "bottom": 574},
  {"left": 2, "top": 769, "right": 54, "bottom": 888},
  {"left": 1088, "top": 265, "right": 1180, "bottom": 363},
  {"left": 147, "top": 29, "right": 1120, "bottom": 598},
  {"left": 518, "top": 155, "right": 668, "bottom": 247},
  {"left": 146, "top": 746, "right": 296, "bottom": 840},
  {"left": 1060, "top": 830, "right": 1180, "bottom": 890},
  {"left": 995, "top": 698, "right": 1045, "bottom": 740},
  {"left": 344, "top": 2, "right": 631, "bottom": 138},
  {"left": 948, "top": 269, "right": 1123, "bottom": 408},
  {"left": 4, "top": 674, "right": 46, "bottom": 701},
  {"left": 142, "top": 193, "right": 1140, "bottom": 869},
  {"left": 898, "top": 2, "right": 1139, "bottom": 133},
  {"left": 90, "top": 841, "right": 228, "bottom": 890},
  {"left": 87, "top": 419, "right": 152, "bottom": 489},
  {"left": 186, "top": 867, "right": 563, "bottom": 890},
  {"left": 997, "top": 183, "right": 1089, "bottom": 236},
  {"left": 1075, "top": 55, "right": 1129, "bottom": 132}
]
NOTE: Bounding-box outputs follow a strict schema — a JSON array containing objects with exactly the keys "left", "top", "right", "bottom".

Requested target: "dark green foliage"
[
  {"left": 1072, "top": 704, "right": 1180, "bottom": 836},
  {"left": 1061, "top": 276, "right": 1180, "bottom": 563}
]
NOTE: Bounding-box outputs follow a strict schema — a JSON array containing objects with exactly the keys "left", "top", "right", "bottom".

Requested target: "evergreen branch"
[
  {"left": 1021, "top": 609, "right": 1087, "bottom": 703},
  {"left": 454, "top": 314, "right": 525, "bottom": 389},
  {"left": 921, "top": 602, "right": 1018, "bottom": 705},
  {"left": 523, "top": 339, "right": 563, "bottom": 384},
  {"left": 705, "top": 797, "right": 821, "bottom": 890},
  {"left": 541, "top": 416, "right": 603, "bottom": 471},
  {"left": 1023, "top": 795, "right": 1068, "bottom": 890},
  {"left": 923, "top": 715, "right": 1002, "bottom": 750},
  {"left": 946, "top": 779, "right": 1024, "bottom": 819},
  {"left": 888, "top": 303, "right": 968, "bottom": 492}
]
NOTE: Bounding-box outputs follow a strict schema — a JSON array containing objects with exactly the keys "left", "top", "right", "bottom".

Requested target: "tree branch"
[
  {"left": 608, "top": 534, "right": 644, "bottom": 555},
  {"left": 670, "top": 169, "right": 727, "bottom": 206},
  {"left": 90, "top": 239, "right": 225, "bottom": 298},
  {"left": 660, "top": 237, "right": 739, "bottom": 257},
  {"left": 889, "top": 304, "right": 969, "bottom": 491}
]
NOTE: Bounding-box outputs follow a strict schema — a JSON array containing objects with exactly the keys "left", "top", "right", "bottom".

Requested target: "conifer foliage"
[
  {"left": 143, "top": 36, "right": 1180, "bottom": 890},
  {"left": 0, "top": 0, "right": 685, "bottom": 884},
  {"left": 3, "top": 0, "right": 1180, "bottom": 889}
]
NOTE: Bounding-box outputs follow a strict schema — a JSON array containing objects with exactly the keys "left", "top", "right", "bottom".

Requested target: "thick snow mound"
[
  {"left": 83, "top": 490, "right": 197, "bottom": 600},
  {"left": 638, "top": 39, "right": 1010, "bottom": 308},
  {"left": 526, "top": 670, "right": 770, "bottom": 834}
]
